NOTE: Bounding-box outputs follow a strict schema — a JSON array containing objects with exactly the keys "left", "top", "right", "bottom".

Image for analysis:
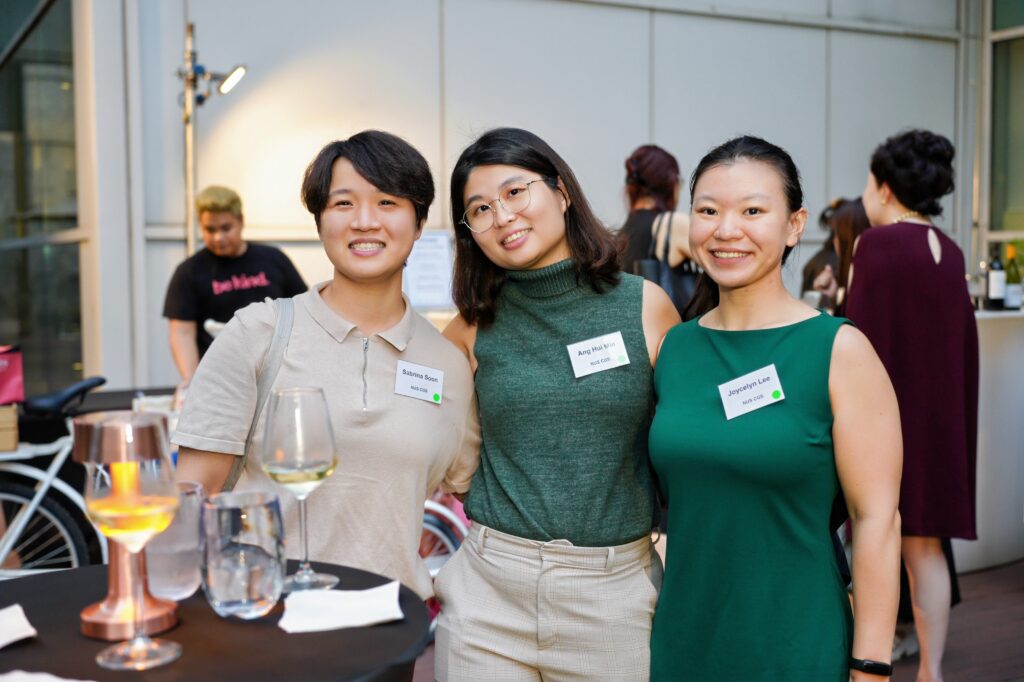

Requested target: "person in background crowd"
[
  {"left": 810, "top": 197, "right": 870, "bottom": 313},
  {"left": 845, "top": 129, "right": 978, "bottom": 682},
  {"left": 163, "top": 185, "right": 307, "bottom": 383},
  {"left": 800, "top": 199, "right": 840, "bottom": 305},
  {"left": 619, "top": 144, "right": 697, "bottom": 317},
  {"left": 650, "top": 135, "right": 902, "bottom": 681},
  {"left": 174, "top": 132, "right": 480, "bottom": 619},
  {"left": 437, "top": 127, "right": 679, "bottom": 680}
]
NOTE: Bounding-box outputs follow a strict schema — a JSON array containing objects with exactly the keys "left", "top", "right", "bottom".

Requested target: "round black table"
[{"left": 0, "top": 561, "right": 430, "bottom": 681}]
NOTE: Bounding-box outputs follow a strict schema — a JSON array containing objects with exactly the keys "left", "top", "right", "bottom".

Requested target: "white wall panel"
[
  {"left": 828, "top": 32, "right": 958, "bottom": 226},
  {"left": 655, "top": 0, "right": 828, "bottom": 18},
  {"left": 830, "top": 0, "right": 958, "bottom": 31},
  {"left": 140, "top": 0, "right": 443, "bottom": 229},
  {"left": 652, "top": 12, "right": 829, "bottom": 291},
  {"left": 443, "top": 0, "right": 650, "bottom": 229},
  {"left": 138, "top": 0, "right": 186, "bottom": 227},
  {"left": 145, "top": 241, "right": 187, "bottom": 387}
]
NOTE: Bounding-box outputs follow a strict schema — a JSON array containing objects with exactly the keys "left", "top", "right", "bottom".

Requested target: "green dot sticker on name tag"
[
  {"left": 772, "top": 390, "right": 782, "bottom": 400},
  {"left": 433, "top": 393, "right": 441, "bottom": 402}
]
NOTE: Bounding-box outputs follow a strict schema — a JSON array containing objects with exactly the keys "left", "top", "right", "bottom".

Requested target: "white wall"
[{"left": 109, "top": 0, "right": 977, "bottom": 387}]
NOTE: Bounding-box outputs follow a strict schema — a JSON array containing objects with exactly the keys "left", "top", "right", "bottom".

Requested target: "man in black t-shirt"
[{"left": 163, "top": 186, "right": 306, "bottom": 382}]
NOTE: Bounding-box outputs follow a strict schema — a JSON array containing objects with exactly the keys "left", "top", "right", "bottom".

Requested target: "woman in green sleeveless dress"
[
  {"left": 437, "top": 128, "right": 679, "bottom": 681},
  {"left": 649, "top": 137, "right": 902, "bottom": 681}
]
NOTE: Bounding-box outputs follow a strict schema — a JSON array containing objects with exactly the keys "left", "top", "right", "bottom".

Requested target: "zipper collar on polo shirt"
[{"left": 304, "top": 282, "right": 415, "bottom": 351}]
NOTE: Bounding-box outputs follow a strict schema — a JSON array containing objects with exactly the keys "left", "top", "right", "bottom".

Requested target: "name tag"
[
  {"left": 394, "top": 360, "right": 444, "bottom": 404},
  {"left": 566, "top": 331, "right": 630, "bottom": 379},
  {"left": 718, "top": 363, "right": 785, "bottom": 420}
]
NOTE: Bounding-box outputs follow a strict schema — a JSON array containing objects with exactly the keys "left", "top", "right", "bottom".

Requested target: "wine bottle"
[
  {"left": 1005, "top": 244, "right": 1022, "bottom": 310},
  {"left": 985, "top": 245, "right": 1006, "bottom": 311}
]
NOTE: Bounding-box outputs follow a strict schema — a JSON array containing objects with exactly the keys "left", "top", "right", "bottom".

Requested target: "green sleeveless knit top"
[{"left": 465, "top": 259, "right": 657, "bottom": 546}]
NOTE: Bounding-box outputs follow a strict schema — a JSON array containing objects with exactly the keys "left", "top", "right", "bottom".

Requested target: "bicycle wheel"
[
  {"left": 0, "top": 479, "right": 91, "bottom": 572},
  {"left": 420, "top": 513, "right": 460, "bottom": 577}
]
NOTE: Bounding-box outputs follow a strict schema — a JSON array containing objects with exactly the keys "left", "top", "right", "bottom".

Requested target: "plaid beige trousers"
[{"left": 434, "top": 523, "right": 660, "bottom": 681}]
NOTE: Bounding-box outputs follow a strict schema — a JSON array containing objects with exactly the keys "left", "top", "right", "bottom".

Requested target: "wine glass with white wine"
[
  {"left": 260, "top": 387, "right": 339, "bottom": 591},
  {"left": 81, "top": 412, "right": 181, "bottom": 670}
]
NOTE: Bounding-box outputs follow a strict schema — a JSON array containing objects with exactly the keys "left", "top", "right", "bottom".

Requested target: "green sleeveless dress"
[{"left": 649, "top": 313, "right": 853, "bottom": 682}]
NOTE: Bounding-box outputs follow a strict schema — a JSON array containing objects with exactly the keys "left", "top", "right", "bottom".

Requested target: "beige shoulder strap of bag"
[{"left": 222, "top": 297, "right": 294, "bottom": 491}]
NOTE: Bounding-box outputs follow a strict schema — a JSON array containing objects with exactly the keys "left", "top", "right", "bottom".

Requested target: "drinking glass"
[
  {"left": 260, "top": 387, "right": 338, "bottom": 591},
  {"left": 82, "top": 412, "right": 181, "bottom": 670},
  {"left": 146, "top": 481, "right": 204, "bottom": 601},
  {"left": 200, "top": 490, "right": 285, "bottom": 619}
]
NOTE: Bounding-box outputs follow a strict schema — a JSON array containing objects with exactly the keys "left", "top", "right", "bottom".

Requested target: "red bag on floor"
[{"left": 0, "top": 346, "right": 25, "bottom": 405}]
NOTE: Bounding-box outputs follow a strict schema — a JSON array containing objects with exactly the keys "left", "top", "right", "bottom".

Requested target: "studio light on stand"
[{"left": 177, "top": 22, "right": 246, "bottom": 255}]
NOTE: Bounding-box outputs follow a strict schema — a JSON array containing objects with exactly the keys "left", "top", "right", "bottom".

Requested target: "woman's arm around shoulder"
[
  {"left": 829, "top": 324, "right": 902, "bottom": 679},
  {"left": 442, "top": 313, "right": 478, "bottom": 375},
  {"left": 642, "top": 280, "right": 681, "bottom": 366}
]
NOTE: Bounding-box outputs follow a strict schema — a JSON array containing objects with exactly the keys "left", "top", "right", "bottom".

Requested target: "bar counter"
[{"left": 953, "top": 309, "right": 1024, "bottom": 572}]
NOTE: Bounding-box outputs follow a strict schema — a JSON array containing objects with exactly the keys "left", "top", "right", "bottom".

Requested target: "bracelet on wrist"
[{"left": 849, "top": 657, "right": 894, "bottom": 676}]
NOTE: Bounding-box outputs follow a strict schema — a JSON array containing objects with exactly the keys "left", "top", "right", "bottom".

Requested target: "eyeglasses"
[{"left": 461, "top": 178, "right": 551, "bottom": 233}]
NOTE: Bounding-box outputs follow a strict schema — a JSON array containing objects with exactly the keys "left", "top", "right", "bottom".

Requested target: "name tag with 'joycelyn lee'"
[
  {"left": 394, "top": 360, "right": 444, "bottom": 404},
  {"left": 566, "top": 331, "right": 630, "bottom": 379},
  {"left": 718, "top": 363, "right": 785, "bottom": 420}
]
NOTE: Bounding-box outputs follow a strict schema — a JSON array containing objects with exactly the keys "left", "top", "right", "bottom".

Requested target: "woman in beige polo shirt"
[{"left": 174, "top": 131, "right": 480, "bottom": 601}]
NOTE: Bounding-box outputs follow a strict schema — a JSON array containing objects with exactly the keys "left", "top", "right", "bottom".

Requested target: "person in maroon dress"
[{"left": 845, "top": 129, "right": 978, "bottom": 682}]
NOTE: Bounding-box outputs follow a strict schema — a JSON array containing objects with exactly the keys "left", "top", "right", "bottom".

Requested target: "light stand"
[{"left": 177, "top": 22, "right": 246, "bottom": 254}]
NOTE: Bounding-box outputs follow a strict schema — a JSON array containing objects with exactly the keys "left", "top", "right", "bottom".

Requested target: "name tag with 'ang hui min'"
[
  {"left": 718, "top": 363, "right": 785, "bottom": 420},
  {"left": 566, "top": 331, "right": 631, "bottom": 379}
]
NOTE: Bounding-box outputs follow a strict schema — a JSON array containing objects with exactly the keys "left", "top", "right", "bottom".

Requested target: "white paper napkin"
[
  {"left": 0, "top": 604, "right": 36, "bottom": 651},
  {"left": 0, "top": 672, "right": 97, "bottom": 682},
  {"left": 278, "top": 581, "right": 405, "bottom": 633}
]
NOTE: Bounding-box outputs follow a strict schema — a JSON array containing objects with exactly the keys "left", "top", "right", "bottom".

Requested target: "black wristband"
[{"left": 849, "top": 657, "right": 894, "bottom": 676}]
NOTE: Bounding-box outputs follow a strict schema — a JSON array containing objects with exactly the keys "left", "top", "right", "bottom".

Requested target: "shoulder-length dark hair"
[
  {"left": 831, "top": 197, "right": 870, "bottom": 293},
  {"left": 683, "top": 135, "right": 804, "bottom": 320},
  {"left": 450, "top": 128, "right": 620, "bottom": 327}
]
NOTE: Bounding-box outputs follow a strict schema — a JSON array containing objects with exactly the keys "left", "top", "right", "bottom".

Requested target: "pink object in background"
[{"left": 0, "top": 346, "right": 24, "bottom": 405}]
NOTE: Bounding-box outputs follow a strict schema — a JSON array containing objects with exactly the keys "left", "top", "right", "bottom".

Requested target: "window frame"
[{"left": 979, "top": 0, "right": 1024, "bottom": 254}]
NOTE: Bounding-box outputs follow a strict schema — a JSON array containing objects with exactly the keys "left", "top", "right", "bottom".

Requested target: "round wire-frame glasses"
[{"left": 460, "top": 178, "right": 552, "bottom": 233}]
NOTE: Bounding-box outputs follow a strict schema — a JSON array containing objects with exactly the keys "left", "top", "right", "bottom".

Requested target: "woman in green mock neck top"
[
  {"left": 436, "top": 128, "right": 680, "bottom": 681},
  {"left": 648, "top": 136, "right": 903, "bottom": 682}
]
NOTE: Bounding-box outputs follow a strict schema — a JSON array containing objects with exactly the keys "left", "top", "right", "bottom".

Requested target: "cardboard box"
[{"left": 0, "top": 404, "right": 17, "bottom": 451}]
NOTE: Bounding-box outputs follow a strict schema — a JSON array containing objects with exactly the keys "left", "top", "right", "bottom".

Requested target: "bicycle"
[
  {"left": 0, "top": 377, "right": 109, "bottom": 579},
  {"left": 419, "top": 491, "right": 469, "bottom": 639}
]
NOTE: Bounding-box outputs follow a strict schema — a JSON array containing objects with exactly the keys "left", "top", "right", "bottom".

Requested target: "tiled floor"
[{"left": 415, "top": 558, "right": 1024, "bottom": 681}]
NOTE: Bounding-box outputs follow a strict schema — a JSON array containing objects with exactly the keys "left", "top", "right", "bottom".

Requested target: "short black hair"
[
  {"left": 870, "top": 129, "right": 954, "bottom": 217},
  {"left": 301, "top": 130, "right": 434, "bottom": 229}
]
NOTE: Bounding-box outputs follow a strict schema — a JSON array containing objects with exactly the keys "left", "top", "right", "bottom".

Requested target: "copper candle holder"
[{"left": 73, "top": 412, "right": 178, "bottom": 641}]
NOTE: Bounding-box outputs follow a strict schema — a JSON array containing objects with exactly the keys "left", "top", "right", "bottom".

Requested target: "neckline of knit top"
[{"left": 504, "top": 258, "right": 583, "bottom": 300}]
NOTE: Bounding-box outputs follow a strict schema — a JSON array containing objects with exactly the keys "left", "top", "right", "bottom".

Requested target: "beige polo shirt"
[{"left": 173, "top": 283, "right": 480, "bottom": 599}]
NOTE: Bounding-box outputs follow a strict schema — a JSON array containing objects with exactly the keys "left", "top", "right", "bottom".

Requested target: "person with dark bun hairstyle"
[
  {"left": 437, "top": 128, "right": 679, "bottom": 680},
  {"left": 846, "top": 129, "right": 978, "bottom": 682},
  {"left": 650, "top": 136, "right": 902, "bottom": 681}
]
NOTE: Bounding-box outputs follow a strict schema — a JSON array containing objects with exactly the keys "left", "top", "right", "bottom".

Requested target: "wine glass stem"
[
  {"left": 297, "top": 497, "right": 311, "bottom": 575},
  {"left": 131, "top": 549, "right": 148, "bottom": 647}
]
